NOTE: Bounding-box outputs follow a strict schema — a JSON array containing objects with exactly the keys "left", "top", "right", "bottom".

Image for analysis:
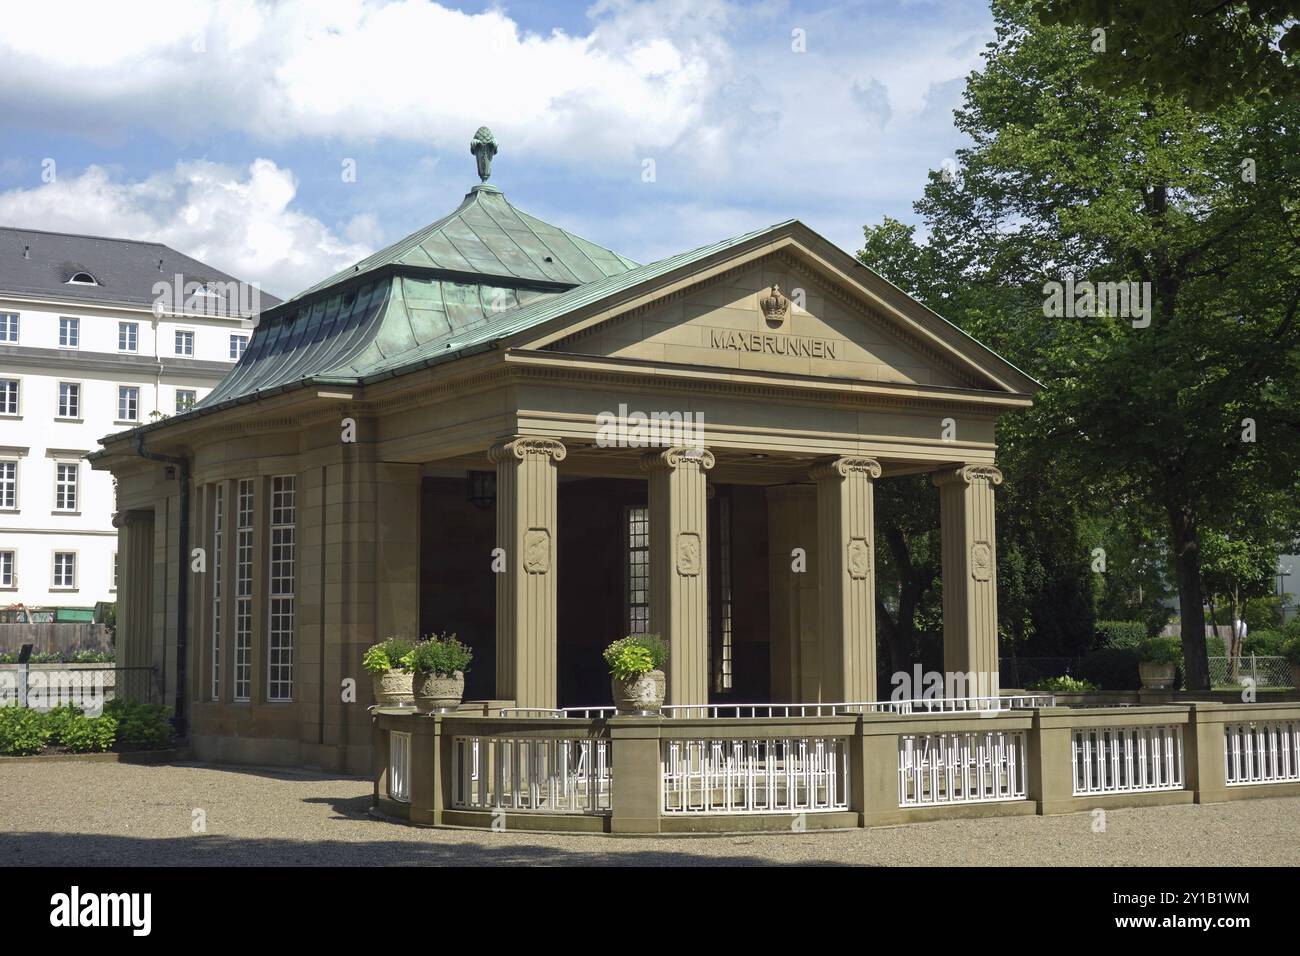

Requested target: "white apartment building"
[{"left": 0, "top": 227, "right": 276, "bottom": 615}]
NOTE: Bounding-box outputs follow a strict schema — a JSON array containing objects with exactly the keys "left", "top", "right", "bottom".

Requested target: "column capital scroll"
[
  {"left": 933, "top": 464, "right": 1003, "bottom": 488},
  {"left": 809, "top": 456, "right": 881, "bottom": 481},
  {"left": 488, "top": 436, "right": 567, "bottom": 464},
  {"left": 640, "top": 446, "right": 715, "bottom": 472}
]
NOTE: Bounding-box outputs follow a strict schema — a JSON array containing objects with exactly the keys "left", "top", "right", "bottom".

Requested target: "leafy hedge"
[
  {"left": 1093, "top": 621, "right": 1147, "bottom": 648},
  {"left": 0, "top": 650, "right": 116, "bottom": 664},
  {"left": 1027, "top": 675, "right": 1101, "bottom": 693},
  {"left": 0, "top": 700, "right": 171, "bottom": 756}
]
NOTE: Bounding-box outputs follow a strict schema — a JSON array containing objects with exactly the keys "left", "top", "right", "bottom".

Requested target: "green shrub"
[
  {"left": 104, "top": 699, "right": 175, "bottom": 750},
  {"left": 1244, "top": 596, "right": 1282, "bottom": 631},
  {"left": 1138, "top": 636, "right": 1183, "bottom": 665},
  {"left": 603, "top": 634, "right": 669, "bottom": 679},
  {"left": 1206, "top": 634, "right": 1227, "bottom": 656},
  {"left": 61, "top": 714, "right": 118, "bottom": 753},
  {"left": 1283, "top": 636, "right": 1300, "bottom": 668},
  {"left": 1027, "top": 675, "right": 1101, "bottom": 693},
  {"left": 1074, "top": 647, "right": 1142, "bottom": 690},
  {"left": 401, "top": 633, "right": 472, "bottom": 676},
  {"left": 1243, "top": 629, "right": 1286, "bottom": 656},
  {"left": 362, "top": 637, "right": 415, "bottom": 674},
  {"left": 1093, "top": 621, "right": 1146, "bottom": 648},
  {"left": 42, "top": 704, "right": 85, "bottom": 745},
  {"left": 0, "top": 707, "right": 50, "bottom": 756}
]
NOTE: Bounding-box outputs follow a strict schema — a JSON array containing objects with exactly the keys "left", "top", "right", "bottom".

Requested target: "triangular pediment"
[{"left": 519, "top": 231, "right": 1037, "bottom": 396}]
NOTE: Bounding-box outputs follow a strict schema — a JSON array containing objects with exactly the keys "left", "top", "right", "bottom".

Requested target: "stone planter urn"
[
  {"left": 611, "top": 669, "right": 666, "bottom": 715},
  {"left": 372, "top": 669, "right": 413, "bottom": 707},
  {"left": 1138, "top": 662, "right": 1176, "bottom": 690},
  {"left": 413, "top": 671, "right": 465, "bottom": 713}
]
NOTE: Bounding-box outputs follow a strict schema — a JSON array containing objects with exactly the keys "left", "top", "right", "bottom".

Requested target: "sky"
[{"left": 0, "top": 0, "right": 995, "bottom": 300}]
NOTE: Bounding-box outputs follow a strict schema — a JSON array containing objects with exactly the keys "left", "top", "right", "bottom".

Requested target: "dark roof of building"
[{"left": 0, "top": 226, "right": 280, "bottom": 313}]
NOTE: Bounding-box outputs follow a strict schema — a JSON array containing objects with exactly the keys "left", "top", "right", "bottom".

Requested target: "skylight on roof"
[{"left": 67, "top": 272, "right": 98, "bottom": 285}]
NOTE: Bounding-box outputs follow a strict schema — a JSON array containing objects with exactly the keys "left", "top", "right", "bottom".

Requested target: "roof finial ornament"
[{"left": 470, "top": 127, "right": 498, "bottom": 184}]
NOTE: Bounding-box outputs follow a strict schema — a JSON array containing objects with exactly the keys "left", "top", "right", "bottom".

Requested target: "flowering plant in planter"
[
  {"left": 603, "top": 634, "right": 669, "bottom": 714},
  {"left": 402, "top": 633, "right": 472, "bottom": 713},
  {"left": 362, "top": 637, "right": 416, "bottom": 707}
]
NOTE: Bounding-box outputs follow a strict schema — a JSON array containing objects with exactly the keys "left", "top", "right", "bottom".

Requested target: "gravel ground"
[{"left": 2, "top": 760, "right": 1298, "bottom": 866}]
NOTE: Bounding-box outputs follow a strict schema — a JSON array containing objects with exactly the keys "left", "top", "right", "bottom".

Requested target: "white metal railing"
[
  {"left": 1071, "top": 725, "right": 1184, "bottom": 796},
  {"left": 662, "top": 696, "right": 1055, "bottom": 719},
  {"left": 498, "top": 707, "right": 616, "bottom": 719},
  {"left": 388, "top": 731, "right": 411, "bottom": 803},
  {"left": 451, "top": 736, "right": 611, "bottom": 813},
  {"left": 662, "top": 737, "right": 849, "bottom": 814},
  {"left": 898, "top": 731, "right": 1027, "bottom": 807},
  {"left": 1224, "top": 719, "right": 1300, "bottom": 786}
]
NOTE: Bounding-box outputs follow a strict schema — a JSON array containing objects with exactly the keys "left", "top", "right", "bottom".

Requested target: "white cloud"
[
  {"left": 0, "top": 160, "right": 370, "bottom": 298},
  {"left": 0, "top": 0, "right": 739, "bottom": 166}
]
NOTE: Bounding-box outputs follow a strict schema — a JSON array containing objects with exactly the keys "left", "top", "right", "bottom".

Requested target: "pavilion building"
[{"left": 92, "top": 130, "right": 1038, "bottom": 773}]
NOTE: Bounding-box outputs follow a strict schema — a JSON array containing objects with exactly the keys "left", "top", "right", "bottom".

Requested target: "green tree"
[
  {"left": 1036, "top": 0, "right": 1300, "bottom": 109},
  {"left": 903, "top": 0, "right": 1300, "bottom": 689}
]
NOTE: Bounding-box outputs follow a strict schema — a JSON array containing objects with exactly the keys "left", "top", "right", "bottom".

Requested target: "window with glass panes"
[
  {"left": 117, "top": 385, "right": 139, "bottom": 421},
  {"left": 58, "top": 382, "right": 80, "bottom": 419},
  {"left": 175, "top": 389, "right": 196, "bottom": 413},
  {"left": 234, "top": 479, "right": 254, "bottom": 701},
  {"left": 59, "top": 317, "right": 78, "bottom": 348},
  {"left": 118, "top": 322, "right": 137, "bottom": 352},
  {"left": 0, "top": 312, "right": 17, "bottom": 342},
  {"left": 0, "top": 550, "right": 14, "bottom": 587},
  {"left": 230, "top": 334, "right": 249, "bottom": 360},
  {"left": 0, "top": 461, "right": 16, "bottom": 509},
  {"left": 711, "top": 496, "right": 734, "bottom": 692},
  {"left": 626, "top": 506, "right": 650, "bottom": 634},
  {"left": 211, "top": 484, "right": 223, "bottom": 701},
  {"left": 267, "top": 476, "right": 295, "bottom": 701},
  {"left": 52, "top": 552, "right": 75, "bottom": 588},
  {"left": 0, "top": 379, "right": 17, "bottom": 416},
  {"left": 55, "top": 462, "right": 78, "bottom": 511},
  {"left": 175, "top": 329, "right": 194, "bottom": 356}
]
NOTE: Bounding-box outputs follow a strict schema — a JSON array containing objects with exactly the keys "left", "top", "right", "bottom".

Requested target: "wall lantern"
[{"left": 467, "top": 470, "right": 496, "bottom": 509}]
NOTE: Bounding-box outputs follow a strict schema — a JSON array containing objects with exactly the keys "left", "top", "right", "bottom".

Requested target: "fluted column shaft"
[{"left": 934, "top": 464, "right": 1003, "bottom": 688}]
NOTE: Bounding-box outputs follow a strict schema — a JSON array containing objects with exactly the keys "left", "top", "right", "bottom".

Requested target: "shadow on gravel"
[{"left": 0, "top": 831, "right": 819, "bottom": 867}]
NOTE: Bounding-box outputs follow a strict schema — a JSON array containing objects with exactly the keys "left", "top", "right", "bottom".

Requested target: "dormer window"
[{"left": 67, "top": 272, "right": 98, "bottom": 286}]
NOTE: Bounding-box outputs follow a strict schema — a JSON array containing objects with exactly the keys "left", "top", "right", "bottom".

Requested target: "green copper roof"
[{"left": 289, "top": 184, "right": 638, "bottom": 304}]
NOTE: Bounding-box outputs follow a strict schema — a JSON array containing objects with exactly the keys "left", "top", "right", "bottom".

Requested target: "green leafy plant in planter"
[
  {"left": 363, "top": 637, "right": 417, "bottom": 707},
  {"left": 604, "top": 634, "right": 669, "bottom": 714},
  {"left": 1136, "top": 637, "right": 1182, "bottom": 690},
  {"left": 402, "top": 633, "right": 472, "bottom": 713}
]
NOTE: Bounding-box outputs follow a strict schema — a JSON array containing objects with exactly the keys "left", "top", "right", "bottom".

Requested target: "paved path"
[{"left": 2, "top": 761, "right": 1297, "bottom": 866}]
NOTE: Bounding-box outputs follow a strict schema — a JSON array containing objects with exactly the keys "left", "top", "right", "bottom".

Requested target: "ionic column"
[
  {"left": 934, "top": 465, "right": 1003, "bottom": 688},
  {"left": 810, "top": 457, "right": 881, "bottom": 703},
  {"left": 641, "top": 447, "right": 714, "bottom": 706},
  {"left": 489, "top": 437, "right": 566, "bottom": 709}
]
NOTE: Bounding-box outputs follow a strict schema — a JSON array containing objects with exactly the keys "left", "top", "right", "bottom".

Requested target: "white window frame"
[
  {"left": 0, "top": 312, "right": 18, "bottom": 343},
  {"left": 0, "top": 549, "right": 15, "bottom": 589},
  {"left": 175, "top": 389, "right": 197, "bottom": 414},
  {"left": 59, "top": 316, "right": 79, "bottom": 349},
  {"left": 229, "top": 333, "right": 249, "bottom": 360},
  {"left": 626, "top": 505, "right": 650, "bottom": 634},
  {"left": 54, "top": 460, "right": 79, "bottom": 513},
  {"left": 110, "top": 551, "right": 118, "bottom": 593},
  {"left": 57, "top": 381, "right": 81, "bottom": 420},
  {"left": 118, "top": 321, "right": 138, "bottom": 353},
  {"left": 267, "top": 475, "right": 296, "bottom": 702},
  {"left": 234, "top": 478, "right": 254, "bottom": 702},
  {"left": 0, "top": 379, "right": 18, "bottom": 417},
  {"left": 175, "top": 328, "right": 195, "bottom": 357},
  {"left": 117, "top": 385, "right": 140, "bottom": 423},
  {"left": 51, "top": 551, "right": 77, "bottom": 590},
  {"left": 211, "top": 484, "right": 223, "bottom": 701},
  {"left": 0, "top": 459, "right": 18, "bottom": 511}
]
